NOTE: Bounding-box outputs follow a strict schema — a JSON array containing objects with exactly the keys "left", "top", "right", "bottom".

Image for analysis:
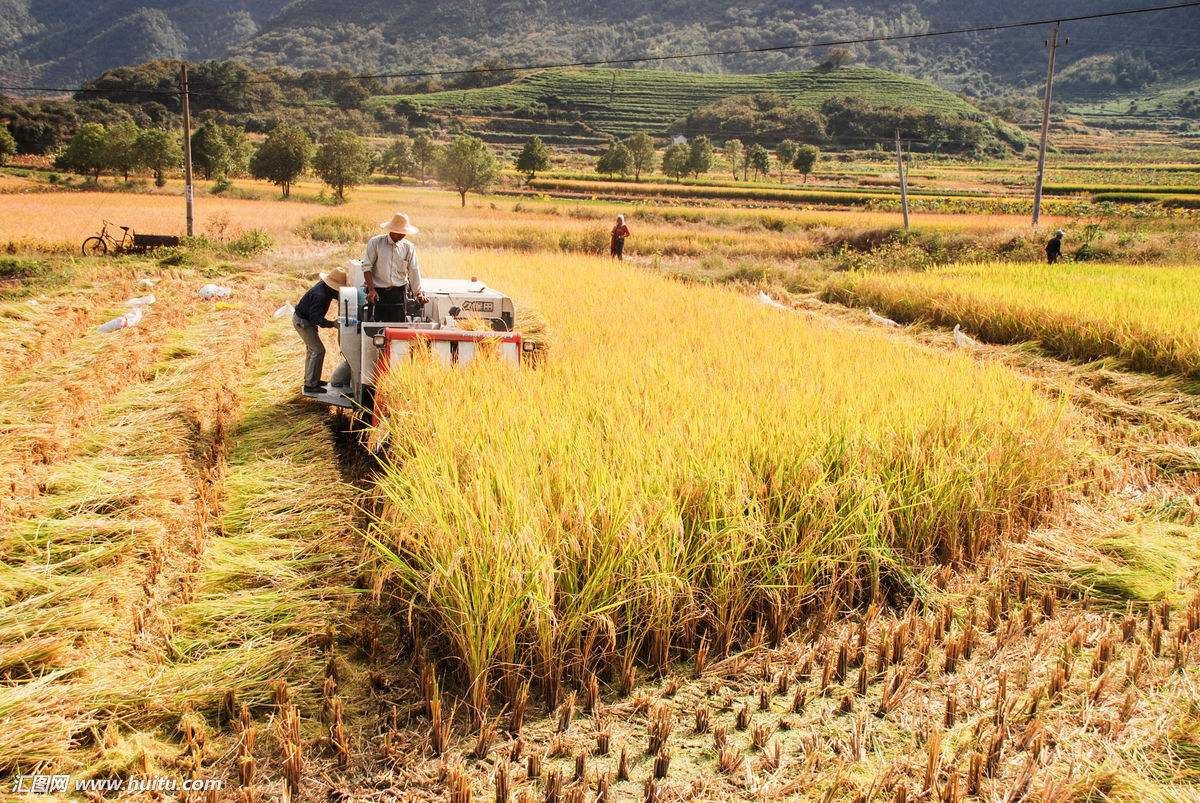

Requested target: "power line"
[{"left": 0, "top": 85, "right": 182, "bottom": 96}]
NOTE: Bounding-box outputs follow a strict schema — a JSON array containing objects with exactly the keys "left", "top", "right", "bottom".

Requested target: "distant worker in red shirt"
[{"left": 610, "top": 214, "right": 631, "bottom": 260}]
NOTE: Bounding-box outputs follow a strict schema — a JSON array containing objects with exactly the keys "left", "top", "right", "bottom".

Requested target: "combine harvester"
[{"left": 304, "top": 262, "right": 539, "bottom": 428}]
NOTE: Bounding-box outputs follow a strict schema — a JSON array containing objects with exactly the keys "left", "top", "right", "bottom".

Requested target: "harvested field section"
[
  {"left": 824, "top": 262, "right": 1200, "bottom": 378},
  {"left": 370, "top": 249, "right": 1082, "bottom": 712},
  {"left": 0, "top": 298, "right": 261, "bottom": 773},
  {"left": 388, "top": 571, "right": 1200, "bottom": 800},
  {"left": 0, "top": 264, "right": 367, "bottom": 784},
  {"left": 162, "top": 321, "right": 360, "bottom": 690},
  {"left": 0, "top": 273, "right": 200, "bottom": 521}
]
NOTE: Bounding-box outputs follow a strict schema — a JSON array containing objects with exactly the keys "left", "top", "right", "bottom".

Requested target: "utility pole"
[
  {"left": 895, "top": 130, "right": 910, "bottom": 230},
  {"left": 180, "top": 61, "right": 194, "bottom": 238},
  {"left": 1032, "top": 21, "right": 1061, "bottom": 228}
]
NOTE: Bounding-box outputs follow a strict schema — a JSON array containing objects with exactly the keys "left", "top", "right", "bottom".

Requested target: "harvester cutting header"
[{"left": 291, "top": 211, "right": 540, "bottom": 426}]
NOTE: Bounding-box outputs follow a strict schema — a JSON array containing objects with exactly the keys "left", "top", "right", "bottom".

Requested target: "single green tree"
[
  {"left": 775, "top": 139, "right": 799, "bottom": 181},
  {"left": 105, "top": 122, "right": 141, "bottom": 182},
  {"left": 0, "top": 126, "right": 16, "bottom": 166},
  {"left": 412, "top": 132, "right": 440, "bottom": 179},
  {"left": 380, "top": 136, "right": 417, "bottom": 181},
  {"left": 747, "top": 144, "right": 771, "bottom": 181},
  {"left": 54, "top": 123, "right": 109, "bottom": 181},
  {"left": 515, "top": 135, "right": 551, "bottom": 183},
  {"left": 250, "top": 125, "right": 313, "bottom": 197},
  {"left": 191, "top": 122, "right": 230, "bottom": 180},
  {"left": 135, "top": 127, "right": 182, "bottom": 187},
  {"left": 722, "top": 139, "right": 743, "bottom": 180},
  {"left": 624, "top": 132, "right": 656, "bottom": 181},
  {"left": 222, "top": 125, "right": 253, "bottom": 178},
  {"left": 436, "top": 134, "right": 500, "bottom": 207},
  {"left": 661, "top": 142, "right": 691, "bottom": 181},
  {"left": 313, "top": 130, "right": 374, "bottom": 201},
  {"left": 596, "top": 141, "right": 633, "bottom": 178},
  {"left": 687, "top": 135, "right": 713, "bottom": 177},
  {"left": 793, "top": 144, "right": 820, "bottom": 184}
]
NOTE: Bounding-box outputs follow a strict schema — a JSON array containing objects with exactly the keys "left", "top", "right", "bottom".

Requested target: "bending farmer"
[
  {"left": 293, "top": 265, "right": 348, "bottom": 394},
  {"left": 363, "top": 212, "right": 426, "bottom": 321}
]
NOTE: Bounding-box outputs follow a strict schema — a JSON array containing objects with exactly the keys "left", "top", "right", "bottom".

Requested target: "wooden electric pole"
[
  {"left": 895, "top": 130, "right": 910, "bottom": 230},
  {"left": 180, "top": 62, "right": 194, "bottom": 238},
  {"left": 1032, "top": 22, "right": 1061, "bottom": 227}
]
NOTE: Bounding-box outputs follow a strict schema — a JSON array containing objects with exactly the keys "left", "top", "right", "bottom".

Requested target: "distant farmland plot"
[
  {"left": 825, "top": 262, "right": 1200, "bottom": 377},
  {"left": 373, "top": 66, "right": 988, "bottom": 137}
]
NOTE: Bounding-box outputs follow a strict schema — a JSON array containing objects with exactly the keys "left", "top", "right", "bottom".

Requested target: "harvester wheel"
[{"left": 81, "top": 237, "right": 107, "bottom": 257}]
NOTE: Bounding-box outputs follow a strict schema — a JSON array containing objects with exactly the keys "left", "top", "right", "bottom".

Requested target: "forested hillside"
[{"left": 1, "top": 0, "right": 1197, "bottom": 98}]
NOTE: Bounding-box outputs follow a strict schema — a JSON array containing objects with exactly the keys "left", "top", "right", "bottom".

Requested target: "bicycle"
[{"left": 81, "top": 220, "right": 135, "bottom": 256}]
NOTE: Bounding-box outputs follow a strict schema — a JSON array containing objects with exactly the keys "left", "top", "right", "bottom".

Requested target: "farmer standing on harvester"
[{"left": 363, "top": 212, "right": 427, "bottom": 321}]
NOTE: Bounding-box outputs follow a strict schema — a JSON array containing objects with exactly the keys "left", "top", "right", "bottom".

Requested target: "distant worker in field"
[
  {"left": 363, "top": 212, "right": 426, "bottom": 321},
  {"left": 1046, "top": 229, "right": 1065, "bottom": 264},
  {"left": 293, "top": 265, "right": 348, "bottom": 393},
  {"left": 610, "top": 214, "right": 631, "bottom": 260}
]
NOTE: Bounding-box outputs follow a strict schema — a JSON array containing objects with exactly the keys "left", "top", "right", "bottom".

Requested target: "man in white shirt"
[{"left": 363, "top": 212, "right": 426, "bottom": 321}]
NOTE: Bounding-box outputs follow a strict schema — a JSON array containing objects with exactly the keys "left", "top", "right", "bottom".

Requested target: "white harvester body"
[{"left": 303, "top": 275, "right": 529, "bottom": 421}]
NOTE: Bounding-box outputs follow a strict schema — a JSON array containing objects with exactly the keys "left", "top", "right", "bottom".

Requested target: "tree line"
[
  {"left": 45, "top": 120, "right": 504, "bottom": 206},
  {"left": 678, "top": 92, "right": 1026, "bottom": 157},
  {"left": 39, "top": 118, "right": 829, "bottom": 202},
  {"left": 585, "top": 133, "right": 821, "bottom": 183}
]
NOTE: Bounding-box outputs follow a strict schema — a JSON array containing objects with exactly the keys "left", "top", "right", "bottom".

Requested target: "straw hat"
[
  {"left": 320, "top": 265, "right": 349, "bottom": 290},
  {"left": 380, "top": 212, "right": 419, "bottom": 235}
]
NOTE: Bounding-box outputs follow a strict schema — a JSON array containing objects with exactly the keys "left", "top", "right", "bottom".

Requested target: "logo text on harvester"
[{"left": 11, "top": 775, "right": 225, "bottom": 794}]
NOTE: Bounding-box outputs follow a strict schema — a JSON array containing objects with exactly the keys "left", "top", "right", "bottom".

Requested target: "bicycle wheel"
[{"left": 81, "top": 237, "right": 107, "bottom": 257}]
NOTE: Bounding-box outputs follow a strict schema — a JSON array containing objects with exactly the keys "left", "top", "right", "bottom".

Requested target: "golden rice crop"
[
  {"left": 824, "top": 262, "right": 1200, "bottom": 378},
  {"left": 370, "top": 248, "right": 1081, "bottom": 708},
  {"left": 0, "top": 177, "right": 1059, "bottom": 256}
]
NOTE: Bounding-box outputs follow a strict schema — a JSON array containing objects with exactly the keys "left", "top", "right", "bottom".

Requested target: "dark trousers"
[
  {"left": 610, "top": 237, "right": 625, "bottom": 259},
  {"left": 369, "top": 285, "right": 408, "bottom": 322}
]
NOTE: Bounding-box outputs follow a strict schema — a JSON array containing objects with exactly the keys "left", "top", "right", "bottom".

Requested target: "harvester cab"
[{"left": 303, "top": 266, "right": 533, "bottom": 426}]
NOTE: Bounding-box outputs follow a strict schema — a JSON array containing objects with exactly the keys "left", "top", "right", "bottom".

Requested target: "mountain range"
[{"left": 2, "top": 0, "right": 1197, "bottom": 101}]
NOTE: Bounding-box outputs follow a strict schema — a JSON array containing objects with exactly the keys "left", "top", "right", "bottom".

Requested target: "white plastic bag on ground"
[
  {"left": 198, "top": 283, "right": 232, "bottom": 300},
  {"left": 126, "top": 294, "right": 156, "bottom": 307},
  {"left": 758, "top": 291, "right": 788, "bottom": 311},
  {"left": 273, "top": 302, "right": 295, "bottom": 319},
  {"left": 98, "top": 305, "right": 144, "bottom": 333}
]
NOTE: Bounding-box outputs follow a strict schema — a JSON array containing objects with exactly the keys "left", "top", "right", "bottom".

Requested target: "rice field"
[
  {"left": 0, "top": 180, "right": 1078, "bottom": 266},
  {"left": 1, "top": 169, "right": 1199, "bottom": 798},
  {"left": 368, "top": 249, "right": 1081, "bottom": 711},
  {"left": 824, "top": 262, "right": 1200, "bottom": 378}
]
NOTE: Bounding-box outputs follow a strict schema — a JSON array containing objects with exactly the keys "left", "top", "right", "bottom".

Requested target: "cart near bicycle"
[{"left": 82, "top": 221, "right": 180, "bottom": 256}]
